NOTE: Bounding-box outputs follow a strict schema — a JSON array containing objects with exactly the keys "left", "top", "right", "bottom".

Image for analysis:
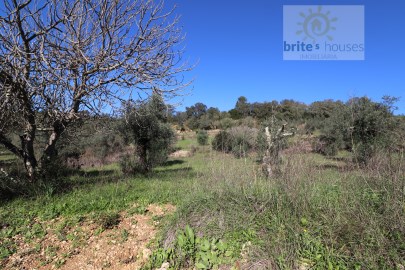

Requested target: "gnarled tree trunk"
[{"left": 262, "top": 124, "right": 294, "bottom": 178}]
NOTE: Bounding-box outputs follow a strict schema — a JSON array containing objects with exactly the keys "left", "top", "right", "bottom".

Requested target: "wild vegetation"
[
  {"left": 1, "top": 93, "right": 404, "bottom": 269},
  {"left": 1, "top": 0, "right": 404, "bottom": 269}
]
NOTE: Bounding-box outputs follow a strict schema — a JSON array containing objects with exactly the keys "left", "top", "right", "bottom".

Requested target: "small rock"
[
  {"left": 142, "top": 248, "right": 152, "bottom": 260},
  {"left": 158, "top": 262, "right": 170, "bottom": 270}
]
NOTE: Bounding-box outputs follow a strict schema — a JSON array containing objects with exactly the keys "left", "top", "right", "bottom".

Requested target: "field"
[{"left": 0, "top": 133, "right": 404, "bottom": 269}]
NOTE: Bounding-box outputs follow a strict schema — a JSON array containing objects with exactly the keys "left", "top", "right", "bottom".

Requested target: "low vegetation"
[
  {"left": 1, "top": 125, "right": 404, "bottom": 269},
  {"left": 1, "top": 1, "right": 403, "bottom": 269},
  {"left": 1, "top": 90, "right": 404, "bottom": 270}
]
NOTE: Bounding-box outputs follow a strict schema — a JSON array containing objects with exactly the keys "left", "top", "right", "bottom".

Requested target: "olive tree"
[
  {"left": 121, "top": 95, "right": 175, "bottom": 173},
  {"left": 0, "top": 0, "right": 190, "bottom": 180},
  {"left": 320, "top": 97, "right": 396, "bottom": 164}
]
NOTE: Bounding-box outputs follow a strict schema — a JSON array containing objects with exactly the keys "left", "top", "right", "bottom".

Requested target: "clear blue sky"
[{"left": 167, "top": 0, "right": 405, "bottom": 114}]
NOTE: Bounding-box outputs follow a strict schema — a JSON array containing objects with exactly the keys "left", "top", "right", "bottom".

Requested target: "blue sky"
[{"left": 167, "top": 0, "right": 405, "bottom": 114}]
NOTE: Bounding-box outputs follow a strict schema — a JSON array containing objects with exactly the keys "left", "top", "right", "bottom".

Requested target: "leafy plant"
[
  {"left": 298, "top": 229, "right": 348, "bottom": 270},
  {"left": 143, "top": 225, "right": 234, "bottom": 269},
  {"left": 197, "top": 130, "right": 209, "bottom": 146}
]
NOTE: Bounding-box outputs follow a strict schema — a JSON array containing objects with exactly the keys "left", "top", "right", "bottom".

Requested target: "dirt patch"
[
  {"left": 169, "top": 150, "right": 192, "bottom": 158},
  {"left": 282, "top": 139, "right": 313, "bottom": 155},
  {"left": 2, "top": 204, "right": 175, "bottom": 270}
]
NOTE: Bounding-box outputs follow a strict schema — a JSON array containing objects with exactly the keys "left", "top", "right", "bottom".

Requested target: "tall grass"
[
  {"left": 164, "top": 150, "right": 405, "bottom": 269},
  {"left": 1, "top": 141, "right": 404, "bottom": 269}
]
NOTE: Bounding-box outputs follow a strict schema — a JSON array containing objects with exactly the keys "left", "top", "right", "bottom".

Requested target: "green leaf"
[
  {"left": 177, "top": 234, "right": 185, "bottom": 247},
  {"left": 217, "top": 240, "right": 227, "bottom": 252},
  {"left": 200, "top": 239, "right": 210, "bottom": 251},
  {"left": 300, "top": 217, "right": 308, "bottom": 226},
  {"left": 185, "top": 225, "right": 195, "bottom": 244},
  {"left": 211, "top": 238, "right": 218, "bottom": 246},
  {"left": 196, "top": 262, "right": 207, "bottom": 269},
  {"left": 225, "top": 250, "right": 233, "bottom": 257},
  {"left": 199, "top": 251, "right": 209, "bottom": 261}
]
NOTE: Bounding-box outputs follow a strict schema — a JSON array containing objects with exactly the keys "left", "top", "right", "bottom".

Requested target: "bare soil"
[
  {"left": 3, "top": 204, "right": 175, "bottom": 270},
  {"left": 169, "top": 150, "right": 192, "bottom": 158}
]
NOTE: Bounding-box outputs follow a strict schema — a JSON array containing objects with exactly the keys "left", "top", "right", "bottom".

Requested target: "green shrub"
[
  {"left": 320, "top": 97, "right": 396, "bottom": 164},
  {"left": 212, "top": 126, "right": 258, "bottom": 158},
  {"left": 219, "top": 118, "right": 235, "bottom": 129},
  {"left": 211, "top": 131, "right": 232, "bottom": 153},
  {"left": 119, "top": 154, "right": 144, "bottom": 175},
  {"left": 197, "top": 130, "right": 209, "bottom": 146},
  {"left": 316, "top": 135, "right": 340, "bottom": 156}
]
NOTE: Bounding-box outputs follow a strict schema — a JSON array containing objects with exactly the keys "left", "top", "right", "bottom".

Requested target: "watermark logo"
[
  {"left": 297, "top": 6, "right": 337, "bottom": 42},
  {"left": 283, "top": 5, "right": 364, "bottom": 60}
]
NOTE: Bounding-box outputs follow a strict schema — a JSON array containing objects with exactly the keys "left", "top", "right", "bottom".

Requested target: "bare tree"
[{"left": 0, "top": 0, "right": 191, "bottom": 180}]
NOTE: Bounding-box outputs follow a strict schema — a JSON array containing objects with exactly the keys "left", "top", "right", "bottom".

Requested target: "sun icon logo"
[{"left": 296, "top": 6, "right": 337, "bottom": 42}]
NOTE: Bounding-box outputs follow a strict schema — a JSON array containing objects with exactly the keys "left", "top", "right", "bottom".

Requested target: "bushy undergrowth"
[
  {"left": 197, "top": 130, "right": 209, "bottom": 146},
  {"left": 163, "top": 151, "right": 405, "bottom": 269},
  {"left": 212, "top": 126, "right": 258, "bottom": 158},
  {"left": 0, "top": 157, "right": 69, "bottom": 200},
  {"left": 1, "top": 138, "right": 404, "bottom": 269}
]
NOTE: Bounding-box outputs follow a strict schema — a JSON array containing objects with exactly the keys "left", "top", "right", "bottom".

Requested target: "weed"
[
  {"left": 121, "top": 229, "right": 129, "bottom": 242},
  {"left": 96, "top": 211, "right": 121, "bottom": 230},
  {"left": 54, "top": 258, "right": 66, "bottom": 268},
  {"left": 25, "top": 222, "right": 46, "bottom": 241},
  {"left": 128, "top": 205, "right": 148, "bottom": 215},
  {"left": 0, "top": 238, "right": 16, "bottom": 260},
  {"left": 143, "top": 225, "right": 234, "bottom": 269},
  {"left": 0, "top": 143, "right": 404, "bottom": 269}
]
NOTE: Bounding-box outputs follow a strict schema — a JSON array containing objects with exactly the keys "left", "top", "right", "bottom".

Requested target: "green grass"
[
  {"left": 1, "top": 142, "right": 404, "bottom": 269},
  {"left": 176, "top": 137, "right": 197, "bottom": 150},
  {"left": 163, "top": 151, "right": 405, "bottom": 269}
]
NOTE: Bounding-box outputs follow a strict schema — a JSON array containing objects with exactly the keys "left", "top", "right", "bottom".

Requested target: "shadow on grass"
[
  {"left": 162, "top": 159, "right": 186, "bottom": 166},
  {"left": 316, "top": 163, "right": 354, "bottom": 172},
  {"left": 317, "top": 164, "right": 342, "bottom": 170},
  {"left": 1, "top": 157, "right": 196, "bottom": 203},
  {"left": 326, "top": 156, "right": 349, "bottom": 162},
  {"left": 151, "top": 167, "right": 195, "bottom": 180},
  {"left": 78, "top": 169, "right": 116, "bottom": 178},
  {"left": 65, "top": 169, "right": 124, "bottom": 189},
  {"left": 0, "top": 167, "right": 122, "bottom": 202}
]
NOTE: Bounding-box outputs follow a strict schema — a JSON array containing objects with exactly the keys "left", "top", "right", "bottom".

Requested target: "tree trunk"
[
  {"left": 0, "top": 134, "right": 24, "bottom": 159},
  {"left": 261, "top": 125, "right": 294, "bottom": 178},
  {"left": 262, "top": 127, "right": 275, "bottom": 177},
  {"left": 20, "top": 116, "right": 38, "bottom": 181},
  {"left": 137, "top": 144, "right": 149, "bottom": 173},
  {"left": 40, "top": 121, "right": 65, "bottom": 171},
  {"left": 0, "top": 126, "right": 38, "bottom": 181}
]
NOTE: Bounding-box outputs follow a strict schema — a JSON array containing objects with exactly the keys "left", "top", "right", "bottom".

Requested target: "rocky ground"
[{"left": 3, "top": 204, "right": 175, "bottom": 270}]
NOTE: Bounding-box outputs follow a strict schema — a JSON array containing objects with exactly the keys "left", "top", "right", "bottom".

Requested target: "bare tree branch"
[{"left": 0, "top": 0, "right": 192, "bottom": 179}]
